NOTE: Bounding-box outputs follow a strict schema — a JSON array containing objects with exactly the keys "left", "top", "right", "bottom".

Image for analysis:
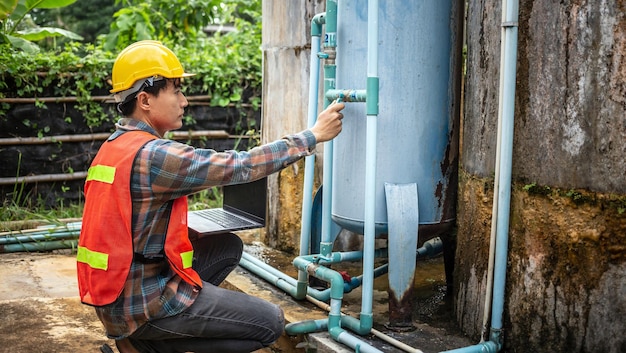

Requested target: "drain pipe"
[
  {"left": 358, "top": 0, "right": 380, "bottom": 336},
  {"left": 294, "top": 12, "right": 327, "bottom": 301},
  {"left": 319, "top": 0, "right": 338, "bottom": 261},
  {"left": 488, "top": 0, "right": 519, "bottom": 347},
  {"left": 481, "top": 0, "right": 508, "bottom": 341},
  {"left": 441, "top": 0, "right": 519, "bottom": 352}
]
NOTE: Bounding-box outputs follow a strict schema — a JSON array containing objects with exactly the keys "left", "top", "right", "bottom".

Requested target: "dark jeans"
[{"left": 128, "top": 233, "right": 285, "bottom": 353}]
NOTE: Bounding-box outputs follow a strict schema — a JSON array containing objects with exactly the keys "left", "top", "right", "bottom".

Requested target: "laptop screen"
[{"left": 222, "top": 177, "right": 267, "bottom": 223}]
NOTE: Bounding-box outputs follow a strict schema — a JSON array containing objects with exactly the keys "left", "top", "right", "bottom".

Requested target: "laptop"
[{"left": 187, "top": 178, "right": 267, "bottom": 238}]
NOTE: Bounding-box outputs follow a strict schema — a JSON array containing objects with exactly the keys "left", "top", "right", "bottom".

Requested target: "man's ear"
[{"left": 136, "top": 91, "right": 150, "bottom": 109}]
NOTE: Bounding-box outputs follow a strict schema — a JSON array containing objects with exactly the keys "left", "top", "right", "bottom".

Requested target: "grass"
[{"left": 1, "top": 188, "right": 223, "bottom": 232}]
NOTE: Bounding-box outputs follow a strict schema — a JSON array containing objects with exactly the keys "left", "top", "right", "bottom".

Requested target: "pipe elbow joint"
[
  {"left": 328, "top": 326, "right": 344, "bottom": 340},
  {"left": 311, "top": 13, "right": 326, "bottom": 36}
]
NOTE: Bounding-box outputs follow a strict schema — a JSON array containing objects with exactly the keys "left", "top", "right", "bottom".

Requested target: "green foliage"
[
  {"left": 103, "top": 0, "right": 243, "bottom": 51},
  {"left": 0, "top": 42, "right": 116, "bottom": 126},
  {"left": 31, "top": 0, "right": 121, "bottom": 44},
  {"left": 0, "top": 0, "right": 262, "bottom": 128},
  {"left": 176, "top": 10, "right": 262, "bottom": 106},
  {"left": 99, "top": 0, "right": 263, "bottom": 117},
  {"left": 0, "top": 0, "right": 83, "bottom": 53}
]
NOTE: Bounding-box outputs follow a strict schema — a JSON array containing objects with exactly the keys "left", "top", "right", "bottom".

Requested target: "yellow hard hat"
[{"left": 110, "top": 40, "right": 194, "bottom": 93}]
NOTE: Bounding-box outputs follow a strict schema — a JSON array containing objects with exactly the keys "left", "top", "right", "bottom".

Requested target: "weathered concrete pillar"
[
  {"left": 458, "top": 1, "right": 625, "bottom": 352},
  {"left": 261, "top": 1, "right": 325, "bottom": 252}
]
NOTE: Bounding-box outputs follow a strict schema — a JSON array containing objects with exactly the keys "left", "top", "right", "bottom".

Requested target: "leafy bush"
[
  {"left": 0, "top": 0, "right": 263, "bottom": 129},
  {"left": 0, "top": 0, "right": 83, "bottom": 53},
  {"left": 0, "top": 42, "right": 116, "bottom": 127}
]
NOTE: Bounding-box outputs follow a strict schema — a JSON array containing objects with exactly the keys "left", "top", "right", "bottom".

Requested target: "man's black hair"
[{"left": 117, "top": 78, "right": 178, "bottom": 116}]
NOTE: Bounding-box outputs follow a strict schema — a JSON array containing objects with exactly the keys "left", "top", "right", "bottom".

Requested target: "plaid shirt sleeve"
[{"left": 140, "top": 130, "right": 317, "bottom": 200}]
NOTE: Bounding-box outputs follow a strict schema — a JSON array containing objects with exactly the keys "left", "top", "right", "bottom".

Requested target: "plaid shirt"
[{"left": 94, "top": 119, "right": 317, "bottom": 338}]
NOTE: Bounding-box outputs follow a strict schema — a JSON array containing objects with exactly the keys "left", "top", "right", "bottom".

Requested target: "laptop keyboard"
[{"left": 193, "top": 209, "right": 254, "bottom": 228}]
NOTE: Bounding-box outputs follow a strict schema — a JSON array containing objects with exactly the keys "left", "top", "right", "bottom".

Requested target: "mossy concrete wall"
[
  {"left": 458, "top": 0, "right": 625, "bottom": 352},
  {"left": 261, "top": 0, "right": 326, "bottom": 251},
  {"left": 456, "top": 173, "right": 625, "bottom": 352}
]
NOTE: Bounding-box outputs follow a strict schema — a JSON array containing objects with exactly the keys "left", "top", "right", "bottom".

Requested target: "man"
[{"left": 77, "top": 40, "right": 345, "bottom": 353}]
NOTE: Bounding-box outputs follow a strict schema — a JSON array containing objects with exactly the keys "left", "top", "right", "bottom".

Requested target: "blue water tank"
[{"left": 331, "top": 0, "right": 462, "bottom": 236}]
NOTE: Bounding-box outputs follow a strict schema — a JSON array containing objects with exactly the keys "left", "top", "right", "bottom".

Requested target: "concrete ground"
[{"left": 0, "top": 230, "right": 473, "bottom": 353}]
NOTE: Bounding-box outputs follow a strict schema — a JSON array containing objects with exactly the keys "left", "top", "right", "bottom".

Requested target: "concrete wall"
[
  {"left": 458, "top": 0, "right": 626, "bottom": 352},
  {"left": 261, "top": 0, "right": 325, "bottom": 251}
]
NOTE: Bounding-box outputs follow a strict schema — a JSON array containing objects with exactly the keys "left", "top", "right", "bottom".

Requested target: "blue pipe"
[
  {"left": 319, "top": 115, "right": 334, "bottom": 261},
  {"left": 441, "top": 341, "right": 499, "bottom": 353},
  {"left": 330, "top": 326, "right": 384, "bottom": 353},
  {"left": 320, "top": 0, "right": 338, "bottom": 259},
  {"left": 240, "top": 250, "right": 389, "bottom": 301},
  {"left": 0, "top": 222, "right": 81, "bottom": 252},
  {"left": 325, "top": 89, "right": 367, "bottom": 103},
  {"left": 294, "top": 13, "right": 326, "bottom": 301},
  {"left": 285, "top": 318, "right": 328, "bottom": 334},
  {"left": 358, "top": 0, "right": 380, "bottom": 335},
  {"left": 489, "top": 0, "right": 518, "bottom": 343},
  {"left": 0, "top": 239, "right": 78, "bottom": 253},
  {"left": 0, "top": 230, "right": 80, "bottom": 245}
]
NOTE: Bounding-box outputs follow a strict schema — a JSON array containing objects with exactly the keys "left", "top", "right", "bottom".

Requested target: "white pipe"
[
  {"left": 481, "top": 0, "right": 508, "bottom": 342},
  {"left": 490, "top": 0, "right": 518, "bottom": 334},
  {"left": 361, "top": 0, "right": 380, "bottom": 322},
  {"left": 299, "top": 34, "right": 322, "bottom": 259}
]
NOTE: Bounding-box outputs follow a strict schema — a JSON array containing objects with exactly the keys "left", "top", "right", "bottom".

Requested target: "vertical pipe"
[
  {"left": 296, "top": 17, "right": 325, "bottom": 300},
  {"left": 360, "top": 0, "right": 380, "bottom": 331},
  {"left": 300, "top": 27, "right": 322, "bottom": 258},
  {"left": 320, "top": 0, "right": 338, "bottom": 258},
  {"left": 490, "top": 0, "right": 518, "bottom": 342},
  {"left": 481, "top": 0, "right": 508, "bottom": 341}
]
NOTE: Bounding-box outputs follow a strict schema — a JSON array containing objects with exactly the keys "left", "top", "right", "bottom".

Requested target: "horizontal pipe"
[
  {"left": 239, "top": 254, "right": 299, "bottom": 296},
  {"left": 296, "top": 248, "right": 387, "bottom": 265},
  {"left": 416, "top": 237, "right": 443, "bottom": 258},
  {"left": 0, "top": 239, "right": 78, "bottom": 253},
  {"left": 0, "top": 218, "right": 81, "bottom": 233},
  {"left": 440, "top": 341, "right": 499, "bottom": 353},
  {"left": 0, "top": 95, "right": 252, "bottom": 107},
  {"left": 285, "top": 318, "right": 328, "bottom": 334},
  {"left": 241, "top": 251, "right": 388, "bottom": 303},
  {"left": 325, "top": 89, "right": 367, "bottom": 102},
  {"left": 0, "top": 230, "right": 79, "bottom": 245},
  {"left": 0, "top": 171, "right": 88, "bottom": 185},
  {"left": 330, "top": 326, "right": 384, "bottom": 353},
  {"left": 0, "top": 96, "right": 115, "bottom": 103},
  {"left": 0, "top": 131, "right": 238, "bottom": 186},
  {"left": 0, "top": 130, "right": 230, "bottom": 145}
]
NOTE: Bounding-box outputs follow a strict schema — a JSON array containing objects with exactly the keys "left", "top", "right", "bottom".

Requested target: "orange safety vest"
[{"left": 77, "top": 131, "right": 202, "bottom": 306}]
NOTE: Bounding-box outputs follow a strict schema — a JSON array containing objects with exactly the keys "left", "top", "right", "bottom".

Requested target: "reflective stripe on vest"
[
  {"left": 86, "top": 165, "right": 116, "bottom": 184},
  {"left": 76, "top": 245, "right": 109, "bottom": 271},
  {"left": 181, "top": 250, "right": 194, "bottom": 269}
]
